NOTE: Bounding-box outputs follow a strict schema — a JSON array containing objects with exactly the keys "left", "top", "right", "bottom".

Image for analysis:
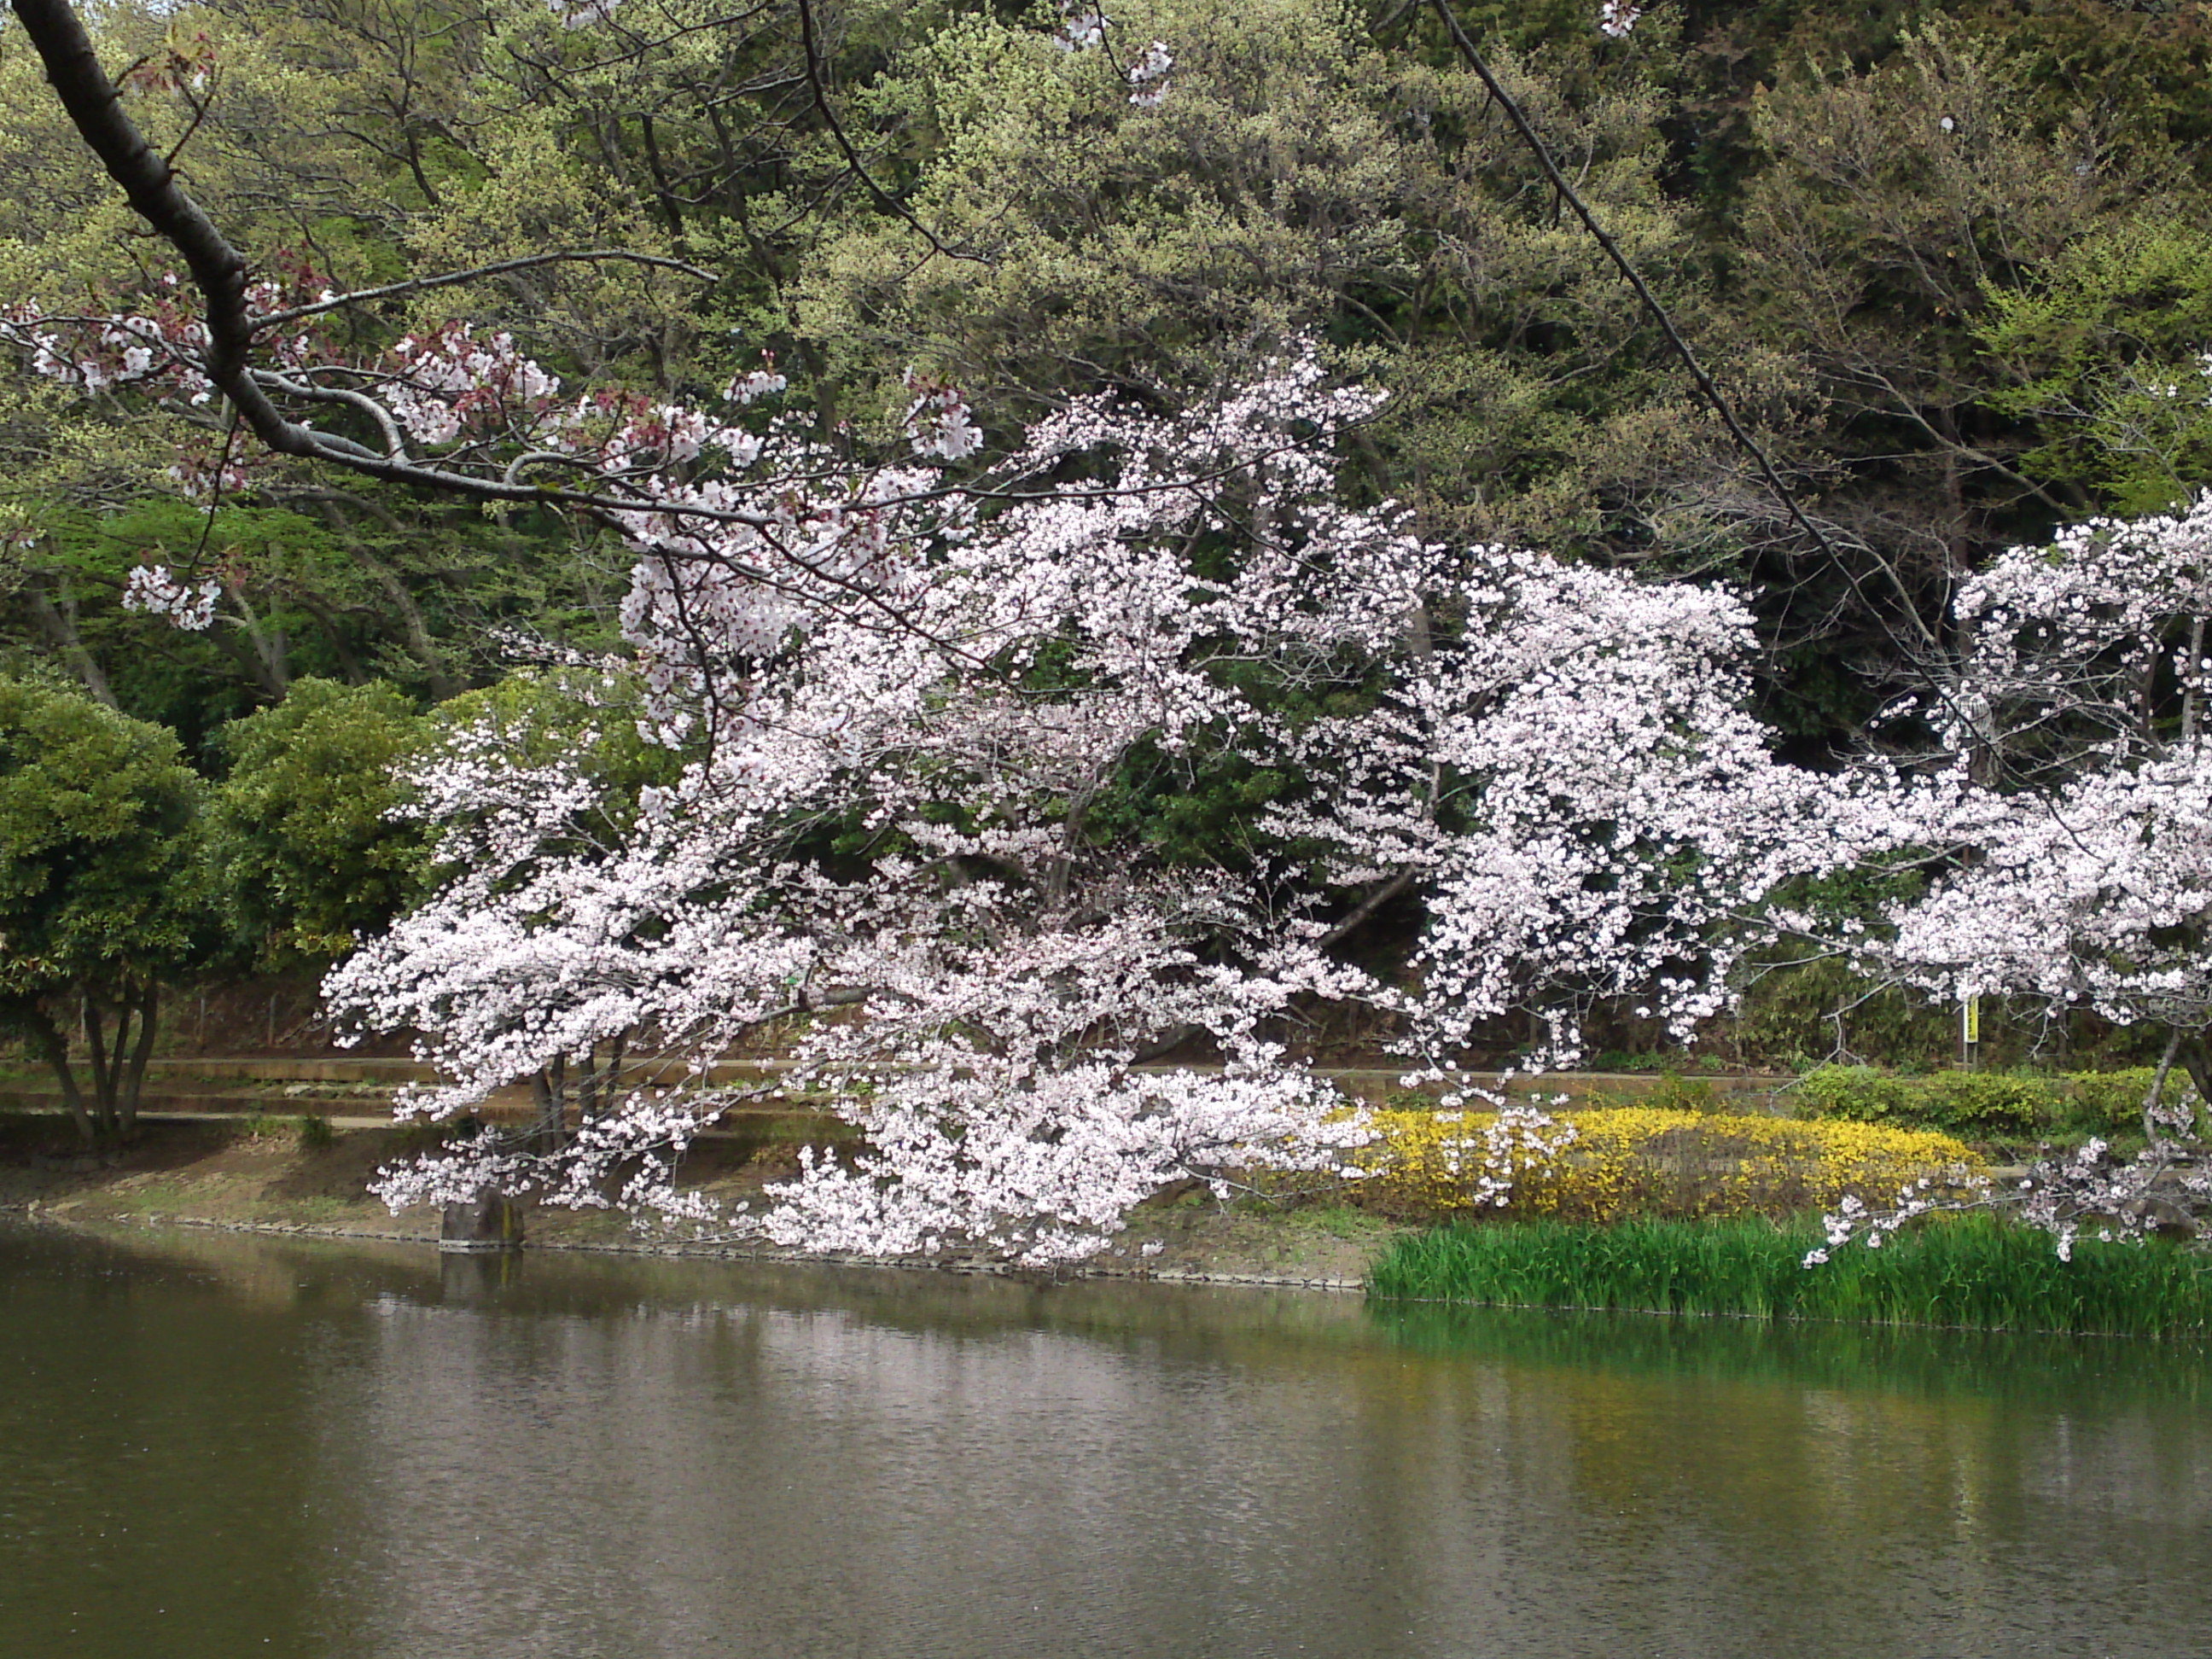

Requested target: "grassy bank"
[
  {"left": 0, "top": 1115, "right": 1401, "bottom": 1284},
  {"left": 1367, "top": 1216, "right": 2212, "bottom": 1337}
]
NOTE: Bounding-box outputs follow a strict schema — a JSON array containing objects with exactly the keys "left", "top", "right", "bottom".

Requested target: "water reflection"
[{"left": 3, "top": 1221, "right": 2208, "bottom": 1658}]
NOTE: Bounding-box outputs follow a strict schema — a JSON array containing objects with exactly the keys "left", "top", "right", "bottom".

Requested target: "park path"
[{"left": 1, "top": 1054, "right": 1796, "bottom": 1136}]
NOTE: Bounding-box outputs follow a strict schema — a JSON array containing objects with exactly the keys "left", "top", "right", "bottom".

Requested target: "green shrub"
[
  {"left": 1792, "top": 1065, "right": 1916, "bottom": 1122},
  {"left": 1795, "top": 1062, "right": 2199, "bottom": 1141},
  {"left": 1912, "top": 1072, "right": 2059, "bottom": 1136},
  {"left": 1796, "top": 1065, "right": 2058, "bottom": 1136},
  {"left": 2060, "top": 1067, "right": 2195, "bottom": 1138},
  {"left": 295, "top": 1113, "right": 335, "bottom": 1151}
]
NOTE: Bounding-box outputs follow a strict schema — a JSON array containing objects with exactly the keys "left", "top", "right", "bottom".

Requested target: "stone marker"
[{"left": 439, "top": 1193, "right": 524, "bottom": 1252}]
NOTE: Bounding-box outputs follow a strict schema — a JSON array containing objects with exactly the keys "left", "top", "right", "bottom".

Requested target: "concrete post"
[{"left": 439, "top": 1193, "right": 524, "bottom": 1252}]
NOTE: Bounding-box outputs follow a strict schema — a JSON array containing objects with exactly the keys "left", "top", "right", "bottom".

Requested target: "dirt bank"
[{"left": 0, "top": 1115, "right": 1401, "bottom": 1288}]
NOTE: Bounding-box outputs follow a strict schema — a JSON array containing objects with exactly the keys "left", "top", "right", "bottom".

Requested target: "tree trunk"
[
  {"left": 119, "top": 982, "right": 159, "bottom": 1138},
  {"left": 2179, "top": 1037, "right": 2212, "bottom": 1132},
  {"left": 306, "top": 495, "right": 462, "bottom": 698},
  {"left": 80, "top": 991, "right": 116, "bottom": 1138},
  {"left": 531, "top": 1054, "right": 567, "bottom": 1150},
  {"left": 26, "top": 578, "right": 119, "bottom": 709},
  {"left": 579, "top": 1033, "right": 626, "bottom": 1122},
  {"left": 18, "top": 1002, "right": 94, "bottom": 1144}
]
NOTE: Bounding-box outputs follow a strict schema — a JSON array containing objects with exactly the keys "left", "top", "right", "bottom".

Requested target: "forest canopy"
[
  {"left": 10, "top": 0, "right": 2212, "bottom": 742},
  {"left": 9, "top": 0, "right": 2212, "bottom": 1256}
]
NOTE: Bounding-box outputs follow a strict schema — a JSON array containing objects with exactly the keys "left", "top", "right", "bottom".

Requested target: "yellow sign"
[{"left": 1962, "top": 996, "right": 1982, "bottom": 1046}]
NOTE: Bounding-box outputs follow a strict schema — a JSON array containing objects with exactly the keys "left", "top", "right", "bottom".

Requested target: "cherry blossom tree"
[
  {"left": 317, "top": 356, "right": 1427, "bottom": 1262},
  {"left": 1272, "top": 549, "right": 1909, "bottom": 1085},
  {"left": 6, "top": 0, "right": 1425, "bottom": 1260},
  {"left": 28, "top": 0, "right": 2139, "bottom": 1268},
  {"left": 313, "top": 348, "right": 1918, "bottom": 1260},
  {"left": 1811, "top": 494, "right": 2212, "bottom": 1257}
]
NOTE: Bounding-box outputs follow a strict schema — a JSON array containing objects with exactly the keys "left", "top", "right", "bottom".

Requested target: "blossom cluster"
[
  {"left": 1598, "top": 1, "right": 1642, "bottom": 39},
  {"left": 119, "top": 564, "right": 223, "bottom": 629},
  {"left": 1808, "top": 491, "right": 2212, "bottom": 1256},
  {"left": 1273, "top": 547, "right": 1926, "bottom": 1070},
  {"left": 324, "top": 352, "right": 1428, "bottom": 1260}
]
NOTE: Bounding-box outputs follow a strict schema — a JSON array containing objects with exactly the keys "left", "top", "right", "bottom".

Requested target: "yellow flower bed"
[{"left": 1364, "top": 1107, "right": 1984, "bottom": 1224}]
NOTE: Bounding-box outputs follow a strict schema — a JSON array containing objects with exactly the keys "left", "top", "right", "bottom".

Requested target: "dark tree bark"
[
  {"left": 13, "top": 1001, "right": 96, "bottom": 1144},
  {"left": 25, "top": 578, "right": 119, "bottom": 708}
]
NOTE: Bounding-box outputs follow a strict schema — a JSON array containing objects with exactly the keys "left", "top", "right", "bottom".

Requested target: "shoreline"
[
  {"left": 0, "top": 1117, "right": 1396, "bottom": 1289},
  {"left": 0, "top": 1202, "right": 1370, "bottom": 1291}
]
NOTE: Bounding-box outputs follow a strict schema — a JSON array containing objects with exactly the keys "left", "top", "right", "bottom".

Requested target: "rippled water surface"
[{"left": 3, "top": 1220, "right": 2210, "bottom": 1657}]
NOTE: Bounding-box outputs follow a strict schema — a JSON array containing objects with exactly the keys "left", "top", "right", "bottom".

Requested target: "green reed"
[{"left": 1366, "top": 1214, "right": 2212, "bottom": 1336}]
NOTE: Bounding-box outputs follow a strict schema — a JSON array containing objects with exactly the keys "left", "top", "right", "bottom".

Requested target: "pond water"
[{"left": 3, "top": 1220, "right": 2209, "bottom": 1658}]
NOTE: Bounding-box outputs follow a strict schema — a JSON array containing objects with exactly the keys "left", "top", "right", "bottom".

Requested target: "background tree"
[
  {"left": 205, "top": 675, "right": 433, "bottom": 969},
  {"left": 20, "top": 0, "right": 2212, "bottom": 1117},
  {"left": 1974, "top": 217, "right": 2212, "bottom": 517},
  {"left": 0, "top": 676, "right": 209, "bottom": 1142}
]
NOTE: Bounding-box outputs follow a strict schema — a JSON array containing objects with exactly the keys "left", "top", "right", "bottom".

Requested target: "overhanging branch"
[
  {"left": 10, "top": 2, "right": 729, "bottom": 506},
  {"left": 13, "top": 0, "right": 306, "bottom": 456},
  {"left": 253, "top": 250, "right": 719, "bottom": 329}
]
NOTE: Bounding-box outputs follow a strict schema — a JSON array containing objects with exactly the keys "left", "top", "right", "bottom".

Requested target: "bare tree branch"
[
  {"left": 253, "top": 250, "right": 718, "bottom": 329},
  {"left": 793, "top": 0, "right": 987, "bottom": 267},
  {"left": 14, "top": 0, "right": 309, "bottom": 455}
]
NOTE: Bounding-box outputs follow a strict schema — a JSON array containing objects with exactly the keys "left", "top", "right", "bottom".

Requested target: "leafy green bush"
[
  {"left": 1794, "top": 1064, "right": 2058, "bottom": 1135},
  {"left": 2060, "top": 1068, "right": 2197, "bottom": 1138},
  {"left": 209, "top": 678, "right": 432, "bottom": 969},
  {"left": 1793, "top": 1063, "right": 2199, "bottom": 1140},
  {"left": 1792, "top": 1065, "right": 1918, "bottom": 1123},
  {"left": 1912, "top": 1073, "right": 2061, "bottom": 1137}
]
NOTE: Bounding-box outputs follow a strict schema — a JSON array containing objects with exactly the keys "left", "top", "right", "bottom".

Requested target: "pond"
[{"left": 3, "top": 1219, "right": 2208, "bottom": 1657}]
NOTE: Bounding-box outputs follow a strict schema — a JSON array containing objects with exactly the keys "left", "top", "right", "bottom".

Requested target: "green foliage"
[
  {"left": 1968, "top": 0, "right": 2212, "bottom": 179},
  {"left": 1792, "top": 1062, "right": 2197, "bottom": 1140},
  {"left": 295, "top": 1112, "right": 335, "bottom": 1150},
  {"left": 1731, "top": 957, "right": 1958, "bottom": 1072},
  {"left": 798, "top": 0, "right": 1779, "bottom": 558},
  {"left": 1640, "top": 1072, "right": 1720, "bottom": 1114},
  {"left": 1368, "top": 1214, "right": 2212, "bottom": 1336},
  {"left": 0, "top": 676, "right": 208, "bottom": 1138},
  {"left": 1083, "top": 736, "right": 1293, "bottom": 870},
  {"left": 0, "top": 675, "right": 207, "bottom": 1002},
  {"left": 1794, "top": 1064, "right": 2050, "bottom": 1135},
  {"left": 207, "top": 678, "right": 434, "bottom": 969},
  {"left": 2054, "top": 1066, "right": 2197, "bottom": 1138},
  {"left": 1976, "top": 218, "right": 2212, "bottom": 511},
  {"left": 1792, "top": 1063, "right": 1918, "bottom": 1121}
]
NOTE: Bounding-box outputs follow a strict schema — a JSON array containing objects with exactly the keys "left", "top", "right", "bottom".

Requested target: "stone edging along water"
[{"left": 0, "top": 1202, "right": 1366, "bottom": 1293}]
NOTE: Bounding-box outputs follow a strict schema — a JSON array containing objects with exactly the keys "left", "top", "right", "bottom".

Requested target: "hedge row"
[{"left": 1790, "top": 1065, "right": 2196, "bottom": 1138}]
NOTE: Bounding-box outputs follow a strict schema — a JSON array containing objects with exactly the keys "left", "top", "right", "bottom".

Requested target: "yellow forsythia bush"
[{"left": 1362, "top": 1108, "right": 1985, "bottom": 1224}]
